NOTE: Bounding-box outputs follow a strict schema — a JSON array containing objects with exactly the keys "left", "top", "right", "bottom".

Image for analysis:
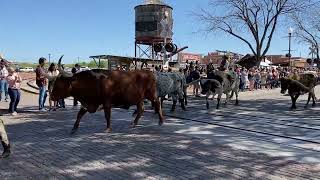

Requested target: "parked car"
[
  {"left": 80, "top": 67, "right": 90, "bottom": 71},
  {"left": 19, "top": 67, "right": 34, "bottom": 72},
  {"left": 64, "top": 67, "right": 72, "bottom": 73}
]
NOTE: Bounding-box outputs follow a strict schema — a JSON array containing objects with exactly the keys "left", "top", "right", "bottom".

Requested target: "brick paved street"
[{"left": 0, "top": 87, "right": 320, "bottom": 179}]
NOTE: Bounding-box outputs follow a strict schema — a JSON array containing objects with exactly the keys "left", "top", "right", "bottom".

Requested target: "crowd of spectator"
[{"left": 181, "top": 57, "right": 316, "bottom": 96}]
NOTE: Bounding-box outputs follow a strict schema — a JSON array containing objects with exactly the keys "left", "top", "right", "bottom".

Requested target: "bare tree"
[
  {"left": 291, "top": 9, "right": 320, "bottom": 62},
  {"left": 196, "top": 0, "right": 315, "bottom": 66}
]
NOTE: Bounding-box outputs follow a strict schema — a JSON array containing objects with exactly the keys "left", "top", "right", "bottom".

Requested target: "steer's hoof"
[
  {"left": 312, "top": 104, "right": 316, "bottom": 107},
  {"left": 105, "top": 128, "right": 112, "bottom": 133},
  {"left": 0, "top": 151, "right": 10, "bottom": 158},
  {"left": 290, "top": 107, "right": 297, "bottom": 111},
  {"left": 158, "top": 121, "right": 164, "bottom": 126},
  {"left": 132, "top": 110, "right": 138, "bottom": 117},
  {"left": 70, "top": 128, "right": 78, "bottom": 135},
  {"left": 130, "top": 122, "right": 137, "bottom": 128}
]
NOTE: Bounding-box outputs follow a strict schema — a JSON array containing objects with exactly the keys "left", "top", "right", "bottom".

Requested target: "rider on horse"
[{"left": 219, "top": 55, "right": 235, "bottom": 85}]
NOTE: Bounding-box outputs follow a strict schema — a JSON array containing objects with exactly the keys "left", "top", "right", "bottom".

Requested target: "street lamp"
[
  {"left": 48, "top": 53, "right": 51, "bottom": 63},
  {"left": 288, "top": 27, "right": 294, "bottom": 70}
]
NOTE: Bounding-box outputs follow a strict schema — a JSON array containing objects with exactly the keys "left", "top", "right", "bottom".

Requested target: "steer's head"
[
  {"left": 279, "top": 78, "right": 289, "bottom": 94},
  {"left": 51, "top": 55, "right": 75, "bottom": 101}
]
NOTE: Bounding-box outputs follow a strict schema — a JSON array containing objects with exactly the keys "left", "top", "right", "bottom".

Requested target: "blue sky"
[{"left": 0, "top": 0, "right": 310, "bottom": 64}]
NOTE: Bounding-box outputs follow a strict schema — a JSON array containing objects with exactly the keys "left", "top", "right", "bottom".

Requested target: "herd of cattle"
[{"left": 51, "top": 56, "right": 319, "bottom": 133}]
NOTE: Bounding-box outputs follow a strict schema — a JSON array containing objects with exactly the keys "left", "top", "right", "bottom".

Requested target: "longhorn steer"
[
  {"left": 155, "top": 72, "right": 186, "bottom": 112},
  {"left": 214, "top": 70, "right": 240, "bottom": 106},
  {"left": 280, "top": 73, "right": 317, "bottom": 109},
  {"left": 51, "top": 56, "right": 164, "bottom": 134},
  {"left": 198, "top": 71, "right": 240, "bottom": 109},
  {"left": 200, "top": 79, "right": 223, "bottom": 109}
]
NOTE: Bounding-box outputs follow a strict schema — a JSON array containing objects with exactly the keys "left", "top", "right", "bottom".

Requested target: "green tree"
[{"left": 77, "top": 60, "right": 108, "bottom": 68}]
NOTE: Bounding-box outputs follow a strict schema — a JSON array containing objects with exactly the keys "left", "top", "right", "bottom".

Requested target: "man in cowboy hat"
[
  {"left": 0, "top": 118, "right": 10, "bottom": 158},
  {"left": 219, "top": 55, "right": 236, "bottom": 85}
]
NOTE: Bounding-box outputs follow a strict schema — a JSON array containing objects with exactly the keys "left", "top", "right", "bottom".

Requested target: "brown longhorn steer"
[
  {"left": 51, "top": 56, "right": 164, "bottom": 134},
  {"left": 280, "top": 73, "right": 317, "bottom": 109}
]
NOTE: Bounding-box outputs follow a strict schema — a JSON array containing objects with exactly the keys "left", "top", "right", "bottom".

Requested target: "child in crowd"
[{"left": 6, "top": 67, "right": 22, "bottom": 116}]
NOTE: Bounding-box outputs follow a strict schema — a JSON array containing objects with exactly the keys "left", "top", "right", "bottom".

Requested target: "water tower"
[{"left": 134, "top": 0, "right": 174, "bottom": 60}]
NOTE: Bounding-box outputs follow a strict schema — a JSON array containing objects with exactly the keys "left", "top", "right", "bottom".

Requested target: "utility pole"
[
  {"left": 288, "top": 27, "right": 293, "bottom": 70},
  {"left": 48, "top": 53, "right": 51, "bottom": 63}
]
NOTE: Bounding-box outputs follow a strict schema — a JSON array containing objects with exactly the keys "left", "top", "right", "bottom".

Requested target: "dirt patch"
[{"left": 19, "top": 72, "right": 36, "bottom": 80}]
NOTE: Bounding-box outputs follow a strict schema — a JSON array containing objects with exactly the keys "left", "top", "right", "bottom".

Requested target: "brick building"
[
  {"left": 177, "top": 52, "right": 202, "bottom": 64},
  {"left": 266, "top": 55, "right": 307, "bottom": 68},
  {"left": 202, "top": 51, "right": 243, "bottom": 66}
]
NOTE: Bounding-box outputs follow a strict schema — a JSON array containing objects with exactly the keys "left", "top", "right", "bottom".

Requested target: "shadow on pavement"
[{"left": 0, "top": 98, "right": 319, "bottom": 179}]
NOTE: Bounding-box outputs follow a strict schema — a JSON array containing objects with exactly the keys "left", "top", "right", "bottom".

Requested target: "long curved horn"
[{"left": 57, "top": 55, "right": 73, "bottom": 77}]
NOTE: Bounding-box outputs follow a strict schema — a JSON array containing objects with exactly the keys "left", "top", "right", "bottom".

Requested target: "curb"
[
  {"left": 20, "top": 87, "right": 38, "bottom": 95},
  {"left": 20, "top": 80, "right": 42, "bottom": 95},
  {"left": 27, "top": 80, "right": 39, "bottom": 90}
]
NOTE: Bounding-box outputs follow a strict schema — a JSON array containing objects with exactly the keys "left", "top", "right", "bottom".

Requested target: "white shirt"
[
  {"left": 47, "top": 70, "right": 59, "bottom": 81},
  {"left": 0, "top": 67, "right": 8, "bottom": 80}
]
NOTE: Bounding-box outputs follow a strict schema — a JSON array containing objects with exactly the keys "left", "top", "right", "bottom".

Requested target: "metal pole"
[
  {"left": 289, "top": 32, "right": 292, "bottom": 70},
  {"left": 163, "top": 38, "right": 167, "bottom": 65},
  {"left": 311, "top": 45, "right": 314, "bottom": 69},
  {"left": 48, "top": 53, "right": 51, "bottom": 63}
]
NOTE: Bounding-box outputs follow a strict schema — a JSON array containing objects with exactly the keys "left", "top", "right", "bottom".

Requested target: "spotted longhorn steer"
[
  {"left": 155, "top": 71, "right": 186, "bottom": 112},
  {"left": 215, "top": 70, "right": 240, "bottom": 105}
]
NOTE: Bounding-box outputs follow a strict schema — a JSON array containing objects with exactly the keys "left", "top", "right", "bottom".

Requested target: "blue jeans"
[
  {"left": 8, "top": 88, "right": 20, "bottom": 113},
  {"left": 0, "top": 79, "right": 8, "bottom": 101},
  {"left": 38, "top": 86, "right": 47, "bottom": 110}
]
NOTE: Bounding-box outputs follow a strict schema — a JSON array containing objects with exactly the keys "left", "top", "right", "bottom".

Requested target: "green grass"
[{"left": 14, "top": 60, "right": 107, "bottom": 69}]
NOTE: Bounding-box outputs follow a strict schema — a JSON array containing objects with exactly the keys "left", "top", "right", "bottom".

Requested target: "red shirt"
[{"left": 36, "top": 65, "right": 47, "bottom": 87}]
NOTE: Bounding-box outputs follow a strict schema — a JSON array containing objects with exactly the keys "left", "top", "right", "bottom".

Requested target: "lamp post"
[
  {"left": 48, "top": 53, "right": 51, "bottom": 63},
  {"left": 310, "top": 44, "right": 316, "bottom": 69},
  {"left": 288, "top": 27, "right": 293, "bottom": 70}
]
